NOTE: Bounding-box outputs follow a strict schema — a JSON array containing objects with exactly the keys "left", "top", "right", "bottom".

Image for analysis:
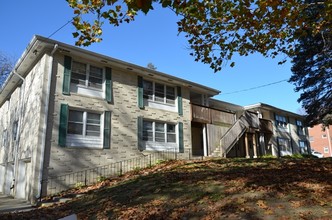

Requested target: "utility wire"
[
  {"left": 47, "top": 16, "right": 77, "bottom": 39},
  {"left": 221, "top": 79, "right": 288, "bottom": 95}
]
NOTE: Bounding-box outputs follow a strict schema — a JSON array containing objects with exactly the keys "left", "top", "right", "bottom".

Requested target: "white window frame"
[
  {"left": 143, "top": 79, "right": 177, "bottom": 112},
  {"left": 324, "top": 147, "right": 329, "bottom": 153},
  {"left": 322, "top": 134, "right": 327, "bottom": 138},
  {"left": 299, "top": 140, "right": 308, "bottom": 154},
  {"left": 70, "top": 60, "right": 105, "bottom": 98},
  {"left": 66, "top": 109, "right": 104, "bottom": 148},
  {"left": 275, "top": 114, "right": 288, "bottom": 132},
  {"left": 296, "top": 120, "right": 305, "bottom": 135},
  {"left": 278, "top": 137, "right": 292, "bottom": 156},
  {"left": 2, "top": 129, "right": 8, "bottom": 148},
  {"left": 142, "top": 120, "right": 178, "bottom": 151}
]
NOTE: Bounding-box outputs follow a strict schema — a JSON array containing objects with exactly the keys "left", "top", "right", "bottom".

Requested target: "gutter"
[{"left": 37, "top": 43, "right": 58, "bottom": 202}]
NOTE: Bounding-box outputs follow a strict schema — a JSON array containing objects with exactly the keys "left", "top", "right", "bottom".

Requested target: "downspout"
[
  {"left": 327, "top": 127, "right": 332, "bottom": 157},
  {"left": 37, "top": 44, "right": 58, "bottom": 203}
]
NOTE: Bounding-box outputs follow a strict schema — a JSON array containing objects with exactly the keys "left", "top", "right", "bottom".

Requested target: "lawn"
[{"left": 1, "top": 157, "right": 332, "bottom": 220}]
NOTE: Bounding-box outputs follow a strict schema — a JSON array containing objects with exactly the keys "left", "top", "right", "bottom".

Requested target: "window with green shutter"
[
  {"left": 138, "top": 76, "right": 144, "bottom": 109},
  {"left": 178, "top": 122, "right": 184, "bottom": 153},
  {"left": 63, "top": 56, "right": 72, "bottom": 95},
  {"left": 105, "top": 67, "right": 112, "bottom": 103},
  {"left": 59, "top": 103, "right": 69, "bottom": 147},
  {"left": 177, "top": 87, "right": 183, "bottom": 116},
  {"left": 103, "top": 111, "right": 111, "bottom": 149},
  {"left": 137, "top": 116, "right": 143, "bottom": 150}
]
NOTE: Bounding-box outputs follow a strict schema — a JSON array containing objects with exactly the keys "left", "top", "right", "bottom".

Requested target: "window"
[
  {"left": 299, "top": 140, "right": 308, "bottom": 154},
  {"left": 143, "top": 120, "right": 176, "bottom": 143},
  {"left": 296, "top": 120, "right": 305, "bottom": 135},
  {"left": 12, "top": 121, "right": 19, "bottom": 141},
  {"left": 324, "top": 147, "right": 329, "bottom": 153},
  {"left": 71, "top": 61, "right": 103, "bottom": 90},
  {"left": 68, "top": 110, "right": 101, "bottom": 137},
  {"left": 2, "top": 129, "right": 8, "bottom": 148},
  {"left": 143, "top": 80, "right": 176, "bottom": 105},
  {"left": 322, "top": 134, "right": 327, "bottom": 138},
  {"left": 309, "top": 136, "right": 314, "bottom": 142},
  {"left": 275, "top": 114, "right": 288, "bottom": 130},
  {"left": 278, "top": 137, "right": 291, "bottom": 155}
]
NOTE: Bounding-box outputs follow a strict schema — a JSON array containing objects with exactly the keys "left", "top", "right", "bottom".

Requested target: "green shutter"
[
  {"left": 59, "top": 104, "right": 68, "bottom": 147},
  {"left": 178, "top": 122, "right": 184, "bottom": 153},
  {"left": 62, "top": 56, "right": 72, "bottom": 95},
  {"left": 103, "top": 111, "right": 111, "bottom": 149},
  {"left": 137, "top": 116, "right": 143, "bottom": 150},
  {"left": 137, "top": 76, "right": 144, "bottom": 109},
  {"left": 105, "top": 67, "right": 112, "bottom": 103},
  {"left": 177, "top": 86, "right": 183, "bottom": 116}
]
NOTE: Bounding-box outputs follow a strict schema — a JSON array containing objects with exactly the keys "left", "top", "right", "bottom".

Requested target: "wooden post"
[
  {"left": 253, "top": 132, "right": 258, "bottom": 158},
  {"left": 245, "top": 133, "right": 250, "bottom": 158}
]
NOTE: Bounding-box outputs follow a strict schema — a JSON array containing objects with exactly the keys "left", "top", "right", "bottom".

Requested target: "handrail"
[{"left": 218, "top": 111, "right": 259, "bottom": 156}]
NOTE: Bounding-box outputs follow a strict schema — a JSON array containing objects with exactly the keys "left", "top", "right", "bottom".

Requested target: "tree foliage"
[
  {"left": 0, "top": 51, "right": 14, "bottom": 87},
  {"left": 67, "top": 0, "right": 331, "bottom": 71},
  {"left": 66, "top": 0, "right": 331, "bottom": 125},
  {"left": 289, "top": 1, "right": 331, "bottom": 126}
]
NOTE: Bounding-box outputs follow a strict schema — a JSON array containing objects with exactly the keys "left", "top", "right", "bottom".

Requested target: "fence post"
[{"left": 84, "top": 170, "right": 87, "bottom": 186}]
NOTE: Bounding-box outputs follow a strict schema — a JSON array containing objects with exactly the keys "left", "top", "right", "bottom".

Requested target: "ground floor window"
[
  {"left": 277, "top": 137, "right": 292, "bottom": 156},
  {"left": 299, "top": 140, "right": 308, "bottom": 154},
  {"left": 59, "top": 104, "right": 111, "bottom": 149},
  {"left": 324, "top": 147, "right": 329, "bottom": 153},
  {"left": 139, "top": 119, "right": 181, "bottom": 152},
  {"left": 143, "top": 120, "right": 176, "bottom": 143}
]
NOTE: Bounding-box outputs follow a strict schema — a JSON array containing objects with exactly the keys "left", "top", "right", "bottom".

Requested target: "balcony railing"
[
  {"left": 191, "top": 104, "right": 235, "bottom": 125},
  {"left": 259, "top": 119, "right": 273, "bottom": 133}
]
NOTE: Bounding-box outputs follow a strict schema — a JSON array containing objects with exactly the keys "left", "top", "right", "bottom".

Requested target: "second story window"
[
  {"left": 296, "top": 120, "right": 305, "bottom": 135},
  {"left": 143, "top": 80, "right": 176, "bottom": 105},
  {"left": 275, "top": 114, "right": 288, "bottom": 130},
  {"left": 71, "top": 61, "right": 103, "bottom": 90}
]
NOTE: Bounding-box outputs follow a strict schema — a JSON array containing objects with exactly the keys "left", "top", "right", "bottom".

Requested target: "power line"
[
  {"left": 47, "top": 16, "right": 77, "bottom": 39},
  {"left": 221, "top": 79, "right": 288, "bottom": 95}
]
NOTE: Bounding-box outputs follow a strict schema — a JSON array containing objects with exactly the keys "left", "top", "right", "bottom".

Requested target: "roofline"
[
  {"left": 244, "top": 102, "right": 305, "bottom": 118},
  {"left": 0, "top": 35, "right": 221, "bottom": 107},
  {"left": 36, "top": 35, "right": 221, "bottom": 95}
]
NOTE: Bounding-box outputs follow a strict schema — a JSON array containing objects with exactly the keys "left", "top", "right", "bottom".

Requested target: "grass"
[{"left": 1, "top": 157, "right": 332, "bottom": 219}]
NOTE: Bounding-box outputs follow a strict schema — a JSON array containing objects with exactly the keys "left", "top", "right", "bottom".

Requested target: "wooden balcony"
[
  {"left": 191, "top": 104, "right": 235, "bottom": 125},
  {"left": 191, "top": 104, "right": 211, "bottom": 123},
  {"left": 259, "top": 119, "right": 273, "bottom": 133}
]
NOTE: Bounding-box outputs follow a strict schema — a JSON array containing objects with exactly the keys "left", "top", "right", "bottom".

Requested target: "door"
[
  {"left": 0, "top": 165, "right": 5, "bottom": 193},
  {"left": 5, "top": 163, "right": 14, "bottom": 195},
  {"left": 16, "top": 161, "right": 27, "bottom": 199},
  {"left": 191, "top": 122, "right": 204, "bottom": 156}
]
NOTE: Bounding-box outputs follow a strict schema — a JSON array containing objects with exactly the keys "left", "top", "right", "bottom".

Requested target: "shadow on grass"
[{"left": 2, "top": 157, "right": 332, "bottom": 219}]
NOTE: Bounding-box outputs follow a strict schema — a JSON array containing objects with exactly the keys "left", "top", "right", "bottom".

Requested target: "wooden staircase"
[{"left": 210, "top": 111, "right": 259, "bottom": 157}]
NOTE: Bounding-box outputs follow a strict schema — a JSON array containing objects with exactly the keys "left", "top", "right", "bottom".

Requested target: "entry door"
[
  {"left": 0, "top": 165, "right": 5, "bottom": 193},
  {"left": 5, "top": 163, "right": 14, "bottom": 195},
  {"left": 16, "top": 161, "right": 27, "bottom": 199},
  {"left": 191, "top": 122, "right": 204, "bottom": 156}
]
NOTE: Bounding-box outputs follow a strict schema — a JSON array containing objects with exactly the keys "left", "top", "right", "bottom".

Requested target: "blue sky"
[{"left": 0, "top": 1, "right": 302, "bottom": 113}]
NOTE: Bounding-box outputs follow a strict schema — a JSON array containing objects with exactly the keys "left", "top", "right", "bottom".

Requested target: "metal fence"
[{"left": 45, "top": 150, "right": 198, "bottom": 196}]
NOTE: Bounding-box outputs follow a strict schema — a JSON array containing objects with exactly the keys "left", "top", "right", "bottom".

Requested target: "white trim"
[
  {"left": 66, "top": 110, "right": 104, "bottom": 148},
  {"left": 70, "top": 61, "right": 105, "bottom": 98}
]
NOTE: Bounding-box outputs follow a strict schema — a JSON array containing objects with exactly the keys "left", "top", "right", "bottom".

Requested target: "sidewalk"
[{"left": 0, "top": 194, "right": 32, "bottom": 213}]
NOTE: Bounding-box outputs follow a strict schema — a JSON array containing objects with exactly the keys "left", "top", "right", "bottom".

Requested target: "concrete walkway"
[{"left": 0, "top": 194, "right": 32, "bottom": 213}]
